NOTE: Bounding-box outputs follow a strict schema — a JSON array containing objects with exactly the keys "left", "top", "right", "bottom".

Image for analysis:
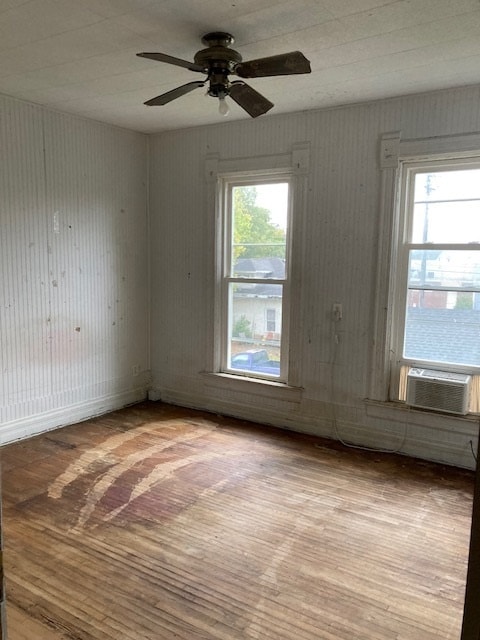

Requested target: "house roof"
[
  {"left": 234, "top": 257, "right": 285, "bottom": 298},
  {"left": 405, "top": 307, "right": 480, "bottom": 367}
]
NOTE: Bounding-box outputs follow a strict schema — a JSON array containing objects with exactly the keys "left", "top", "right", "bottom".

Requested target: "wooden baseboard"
[{"left": 0, "top": 387, "right": 147, "bottom": 446}]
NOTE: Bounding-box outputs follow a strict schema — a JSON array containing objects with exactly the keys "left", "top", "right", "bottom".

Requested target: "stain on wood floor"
[{"left": 1, "top": 401, "right": 474, "bottom": 639}]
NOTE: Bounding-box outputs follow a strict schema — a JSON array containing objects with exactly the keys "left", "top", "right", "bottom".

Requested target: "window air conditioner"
[{"left": 406, "top": 368, "right": 471, "bottom": 415}]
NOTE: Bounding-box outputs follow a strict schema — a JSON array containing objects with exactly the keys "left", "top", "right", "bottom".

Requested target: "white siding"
[
  {"left": 149, "top": 85, "right": 480, "bottom": 469},
  {"left": 0, "top": 96, "right": 149, "bottom": 442}
]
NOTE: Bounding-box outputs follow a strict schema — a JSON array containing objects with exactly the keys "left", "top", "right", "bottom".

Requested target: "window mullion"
[
  {"left": 227, "top": 277, "right": 286, "bottom": 285},
  {"left": 407, "top": 243, "right": 480, "bottom": 251}
]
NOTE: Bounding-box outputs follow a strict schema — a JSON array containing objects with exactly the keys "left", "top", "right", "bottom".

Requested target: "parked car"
[{"left": 230, "top": 349, "right": 280, "bottom": 375}]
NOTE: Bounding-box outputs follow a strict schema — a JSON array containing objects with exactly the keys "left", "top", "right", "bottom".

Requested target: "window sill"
[
  {"left": 364, "top": 398, "right": 479, "bottom": 423},
  {"left": 201, "top": 371, "right": 303, "bottom": 403}
]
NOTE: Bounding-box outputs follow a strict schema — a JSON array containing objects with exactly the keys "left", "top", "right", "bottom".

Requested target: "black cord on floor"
[{"left": 470, "top": 439, "right": 478, "bottom": 463}]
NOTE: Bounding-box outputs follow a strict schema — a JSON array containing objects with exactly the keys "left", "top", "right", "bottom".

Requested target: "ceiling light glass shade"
[{"left": 218, "top": 96, "right": 229, "bottom": 116}]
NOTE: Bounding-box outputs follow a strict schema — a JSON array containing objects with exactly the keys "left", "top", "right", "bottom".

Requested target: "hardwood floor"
[{"left": 0, "top": 401, "right": 474, "bottom": 640}]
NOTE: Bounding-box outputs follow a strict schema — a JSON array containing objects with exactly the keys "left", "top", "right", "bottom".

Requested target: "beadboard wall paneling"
[
  {"left": 149, "top": 86, "right": 480, "bottom": 469},
  {"left": 0, "top": 97, "right": 149, "bottom": 442},
  {"left": 0, "top": 99, "right": 50, "bottom": 424},
  {"left": 43, "top": 112, "right": 150, "bottom": 404}
]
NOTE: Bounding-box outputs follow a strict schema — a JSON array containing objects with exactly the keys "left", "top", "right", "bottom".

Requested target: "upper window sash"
[
  {"left": 223, "top": 176, "right": 292, "bottom": 282},
  {"left": 401, "top": 161, "right": 480, "bottom": 246}
]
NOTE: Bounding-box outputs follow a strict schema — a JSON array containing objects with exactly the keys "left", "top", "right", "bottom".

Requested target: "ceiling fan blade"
[
  {"left": 229, "top": 82, "right": 274, "bottom": 118},
  {"left": 235, "top": 51, "right": 311, "bottom": 78},
  {"left": 137, "top": 52, "right": 206, "bottom": 73},
  {"left": 144, "top": 81, "right": 205, "bottom": 106}
]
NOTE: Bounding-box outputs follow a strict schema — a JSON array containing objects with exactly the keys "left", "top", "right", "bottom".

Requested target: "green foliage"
[
  {"left": 233, "top": 186, "right": 286, "bottom": 261},
  {"left": 232, "top": 315, "right": 252, "bottom": 338},
  {"left": 455, "top": 292, "right": 473, "bottom": 310}
]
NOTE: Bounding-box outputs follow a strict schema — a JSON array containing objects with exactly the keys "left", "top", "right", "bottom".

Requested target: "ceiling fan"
[{"left": 137, "top": 32, "right": 311, "bottom": 118}]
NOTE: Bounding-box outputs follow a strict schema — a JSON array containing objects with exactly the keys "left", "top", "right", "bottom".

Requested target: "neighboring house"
[
  {"left": 409, "top": 250, "right": 480, "bottom": 309},
  {"left": 232, "top": 257, "right": 285, "bottom": 343}
]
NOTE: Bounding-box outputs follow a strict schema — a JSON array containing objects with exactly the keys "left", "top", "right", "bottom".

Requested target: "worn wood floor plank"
[{"left": 1, "top": 401, "right": 474, "bottom": 639}]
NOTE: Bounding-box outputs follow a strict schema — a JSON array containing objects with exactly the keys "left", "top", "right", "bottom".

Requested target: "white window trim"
[
  {"left": 371, "top": 131, "right": 480, "bottom": 402},
  {"left": 204, "top": 143, "right": 310, "bottom": 389},
  {"left": 221, "top": 172, "right": 292, "bottom": 382},
  {"left": 395, "top": 158, "right": 480, "bottom": 378}
]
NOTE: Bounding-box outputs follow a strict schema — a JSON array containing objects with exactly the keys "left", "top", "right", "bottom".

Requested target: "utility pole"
[{"left": 419, "top": 174, "right": 434, "bottom": 307}]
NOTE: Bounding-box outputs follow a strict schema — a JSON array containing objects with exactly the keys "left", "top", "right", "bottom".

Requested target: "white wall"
[
  {"left": 2, "top": 85, "right": 479, "bottom": 468},
  {"left": 149, "top": 85, "right": 480, "bottom": 469},
  {"left": 0, "top": 96, "right": 150, "bottom": 443}
]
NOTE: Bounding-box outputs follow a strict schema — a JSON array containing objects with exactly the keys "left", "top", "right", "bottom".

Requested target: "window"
[
  {"left": 393, "top": 159, "right": 480, "bottom": 403},
  {"left": 220, "top": 178, "right": 291, "bottom": 380},
  {"left": 266, "top": 308, "right": 276, "bottom": 333}
]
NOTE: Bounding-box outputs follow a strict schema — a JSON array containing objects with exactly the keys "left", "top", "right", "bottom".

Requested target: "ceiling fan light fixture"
[
  {"left": 218, "top": 96, "right": 229, "bottom": 116},
  {"left": 137, "top": 32, "right": 311, "bottom": 118}
]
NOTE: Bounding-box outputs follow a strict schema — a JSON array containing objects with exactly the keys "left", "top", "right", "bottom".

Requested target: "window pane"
[
  {"left": 232, "top": 183, "right": 288, "bottom": 277},
  {"left": 412, "top": 201, "right": 480, "bottom": 243},
  {"left": 414, "top": 169, "right": 480, "bottom": 202},
  {"left": 404, "top": 295, "right": 480, "bottom": 366},
  {"left": 408, "top": 250, "right": 480, "bottom": 289},
  {"left": 228, "top": 282, "right": 281, "bottom": 377},
  {"left": 412, "top": 170, "right": 480, "bottom": 243}
]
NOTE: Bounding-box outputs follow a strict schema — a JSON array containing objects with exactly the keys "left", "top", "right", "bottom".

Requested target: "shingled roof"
[
  {"left": 405, "top": 308, "right": 480, "bottom": 366},
  {"left": 234, "top": 257, "right": 285, "bottom": 297}
]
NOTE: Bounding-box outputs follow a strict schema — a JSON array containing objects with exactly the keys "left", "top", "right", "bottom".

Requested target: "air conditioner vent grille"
[{"left": 406, "top": 369, "right": 471, "bottom": 415}]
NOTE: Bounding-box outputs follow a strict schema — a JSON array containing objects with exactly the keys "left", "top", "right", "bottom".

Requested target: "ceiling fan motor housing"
[
  {"left": 194, "top": 33, "right": 243, "bottom": 99},
  {"left": 200, "top": 32, "right": 236, "bottom": 48},
  {"left": 194, "top": 33, "right": 242, "bottom": 71}
]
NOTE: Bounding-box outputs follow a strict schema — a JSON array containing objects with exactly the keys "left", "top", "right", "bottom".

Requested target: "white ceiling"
[{"left": 1, "top": 0, "right": 480, "bottom": 133}]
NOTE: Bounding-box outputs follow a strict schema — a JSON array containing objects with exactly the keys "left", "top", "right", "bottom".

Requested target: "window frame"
[
  {"left": 395, "top": 159, "right": 480, "bottom": 373},
  {"left": 219, "top": 172, "right": 293, "bottom": 382},
  {"left": 204, "top": 144, "right": 309, "bottom": 392},
  {"left": 371, "top": 131, "right": 480, "bottom": 403},
  {"left": 392, "top": 158, "right": 480, "bottom": 384}
]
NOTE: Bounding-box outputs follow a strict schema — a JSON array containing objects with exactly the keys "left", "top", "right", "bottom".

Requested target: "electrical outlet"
[
  {"left": 332, "top": 303, "right": 343, "bottom": 321},
  {"left": 132, "top": 364, "right": 141, "bottom": 376}
]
